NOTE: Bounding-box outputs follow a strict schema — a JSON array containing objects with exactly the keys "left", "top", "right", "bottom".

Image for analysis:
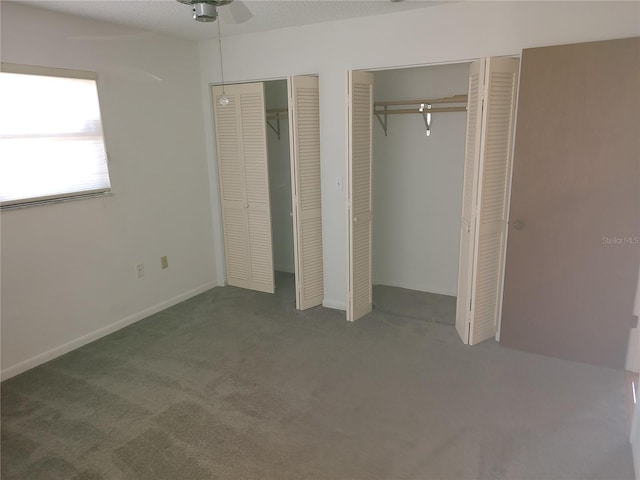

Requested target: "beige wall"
[
  {"left": 0, "top": 3, "right": 217, "bottom": 378},
  {"left": 2, "top": 1, "right": 640, "bottom": 377},
  {"left": 198, "top": 1, "right": 640, "bottom": 310}
]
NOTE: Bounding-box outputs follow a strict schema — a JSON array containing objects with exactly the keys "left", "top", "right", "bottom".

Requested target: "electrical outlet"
[
  {"left": 161, "top": 256, "right": 169, "bottom": 269},
  {"left": 136, "top": 263, "right": 144, "bottom": 278}
]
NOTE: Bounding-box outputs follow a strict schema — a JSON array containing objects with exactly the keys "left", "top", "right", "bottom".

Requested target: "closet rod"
[
  {"left": 374, "top": 94, "right": 467, "bottom": 137},
  {"left": 374, "top": 94, "right": 467, "bottom": 107},
  {"left": 373, "top": 106, "right": 466, "bottom": 115}
]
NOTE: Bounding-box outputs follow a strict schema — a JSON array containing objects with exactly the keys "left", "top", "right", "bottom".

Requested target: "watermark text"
[{"left": 601, "top": 236, "right": 639, "bottom": 245}]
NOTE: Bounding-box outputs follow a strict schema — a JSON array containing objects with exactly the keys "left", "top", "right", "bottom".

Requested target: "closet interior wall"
[
  {"left": 372, "top": 63, "right": 470, "bottom": 296},
  {"left": 265, "top": 80, "right": 294, "bottom": 275}
]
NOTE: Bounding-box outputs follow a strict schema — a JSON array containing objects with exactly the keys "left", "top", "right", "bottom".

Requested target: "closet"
[
  {"left": 212, "top": 75, "right": 323, "bottom": 309},
  {"left": 346, "top": 64, "right": 470, "bottom": 322},
  {"left": 265, "top": 81, "right": 294, "bottom": 281},
  {"left": 347, "top": 58, "right": 519, "bottom": 348}
]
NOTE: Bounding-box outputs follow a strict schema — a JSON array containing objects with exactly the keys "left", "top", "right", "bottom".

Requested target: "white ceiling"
[{"left": 16, "top": 0, "right": 446, "bottom": 41}]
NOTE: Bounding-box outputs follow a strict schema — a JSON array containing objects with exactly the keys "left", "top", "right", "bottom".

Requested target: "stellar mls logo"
[{"left": 601, "top": 236, "right": 639, "bottom": 245}]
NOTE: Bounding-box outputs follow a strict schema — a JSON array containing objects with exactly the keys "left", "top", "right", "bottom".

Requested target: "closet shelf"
[
  {"left": 374, "top": 94, "right": 467, "bottom": 107},
  {"left": 374, "top": 94, "right": 468, "bottom": 137}
]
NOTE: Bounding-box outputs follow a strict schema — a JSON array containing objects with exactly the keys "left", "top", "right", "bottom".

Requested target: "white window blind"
[{"left": 0, "top": 64, "right": 111, "bottom": 208}]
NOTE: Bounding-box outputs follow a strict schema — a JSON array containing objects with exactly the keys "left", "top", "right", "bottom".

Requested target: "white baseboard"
[
  {"left": 372, "top": 278, "right": 457, "bottom": 297},
  {"left": 322, "top": 298, "right": 347, "bottom": 311},
  {"left": 1, "top": 281, "right": 219, "bottom": 381}
]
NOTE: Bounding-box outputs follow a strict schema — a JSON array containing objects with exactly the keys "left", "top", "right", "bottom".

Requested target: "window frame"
[{"left": 0, "top": 63, "right": 112, "bottom": 210}]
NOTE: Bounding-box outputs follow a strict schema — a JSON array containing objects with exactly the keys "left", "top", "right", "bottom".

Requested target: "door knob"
[{"left": 512, "top": 220, "right": 524, "bottom": 230}]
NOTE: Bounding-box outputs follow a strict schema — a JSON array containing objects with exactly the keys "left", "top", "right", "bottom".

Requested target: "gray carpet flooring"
[
  {"left": 1, "top": 272, "right": 634, "bottom": 480},
  {"left": 373, "top": 285, "right": 456, "bottom": 325}
]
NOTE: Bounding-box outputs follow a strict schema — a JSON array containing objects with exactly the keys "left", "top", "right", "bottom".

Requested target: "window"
[{"left": 0, "top": 63, "right": 111, "bottom": 208}]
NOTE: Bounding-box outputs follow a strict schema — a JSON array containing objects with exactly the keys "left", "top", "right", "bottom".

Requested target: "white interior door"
[
  {"left": 347, "top": 70, "right": 374, "bottom": 321},
  {"left": 455, "top": 59, "right": 485, "bottom": 343},
  {"left": 456, "top": 57, "right": 519, "bottom": 345},
  {"left": 287, "top": 75, "right": 323, "bottom": 310},
  {"left": 213, "top": 82, "right": 274, "bottom": 294}
]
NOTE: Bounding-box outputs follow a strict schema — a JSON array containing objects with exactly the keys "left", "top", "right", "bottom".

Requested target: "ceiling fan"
[{"left": 176, "top": 0, "right": 253, "bottom": 23}]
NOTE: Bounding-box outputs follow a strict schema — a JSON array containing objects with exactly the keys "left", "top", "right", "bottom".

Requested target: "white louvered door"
[
  {"left": 470, "top": 57, "right": 519, "bottom": 344},
  {"left": 213, "top": 83, "right": 275, "bottom": 294},
  {"left": 455, "top": 59, "right": 485, "bottom": 343},
  {"left": 347, "top": 70, "right": 374, "bottom": 322},
  {"left": 288, "top": 75, "right": 323, "bottom": 310},
  {"left": 456, "top": 57, "right": 519, "bottom": 345}
]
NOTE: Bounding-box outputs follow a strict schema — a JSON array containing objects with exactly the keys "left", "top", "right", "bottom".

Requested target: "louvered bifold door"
[
  {"left": 213, "top": 83, "right": 274, "bottom": 294},
  {"left": 468, "top": 57, "right": 519, "bottom": 345},
  {"left": 347, "top": 71, "right": 374, "bottom": 322},
  {"left": 288, "top": 75, "right": 323, "bottom": 310},
  {"left": 455, "top": 59, "right": 485, "bottom": 344},
  {"left": 213, "top": 85, "right": 249, "bottom": 288}
]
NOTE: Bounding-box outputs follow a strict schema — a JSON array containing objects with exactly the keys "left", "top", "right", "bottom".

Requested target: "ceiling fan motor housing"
[
  {"left": 193, "top": 2, "right": 218, "bottom": 22},
  {"left": 178, "top": 0, "right": 245, "bottom": 23}
]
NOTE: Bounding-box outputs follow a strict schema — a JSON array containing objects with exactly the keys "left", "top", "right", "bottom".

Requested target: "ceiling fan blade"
[{"left": 218, "top": 0, "right": 253, "bottom": 24}]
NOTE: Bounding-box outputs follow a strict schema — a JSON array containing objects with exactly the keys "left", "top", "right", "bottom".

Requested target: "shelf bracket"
[
  {"left": 266, "top": 116, "right": 281, "bottom": 140},
  {"left": 374, "top": 106, "right": 388, "bottom": 136},
  {"left": 419, "top": 103, "right": 432, "bottom": 137}
]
